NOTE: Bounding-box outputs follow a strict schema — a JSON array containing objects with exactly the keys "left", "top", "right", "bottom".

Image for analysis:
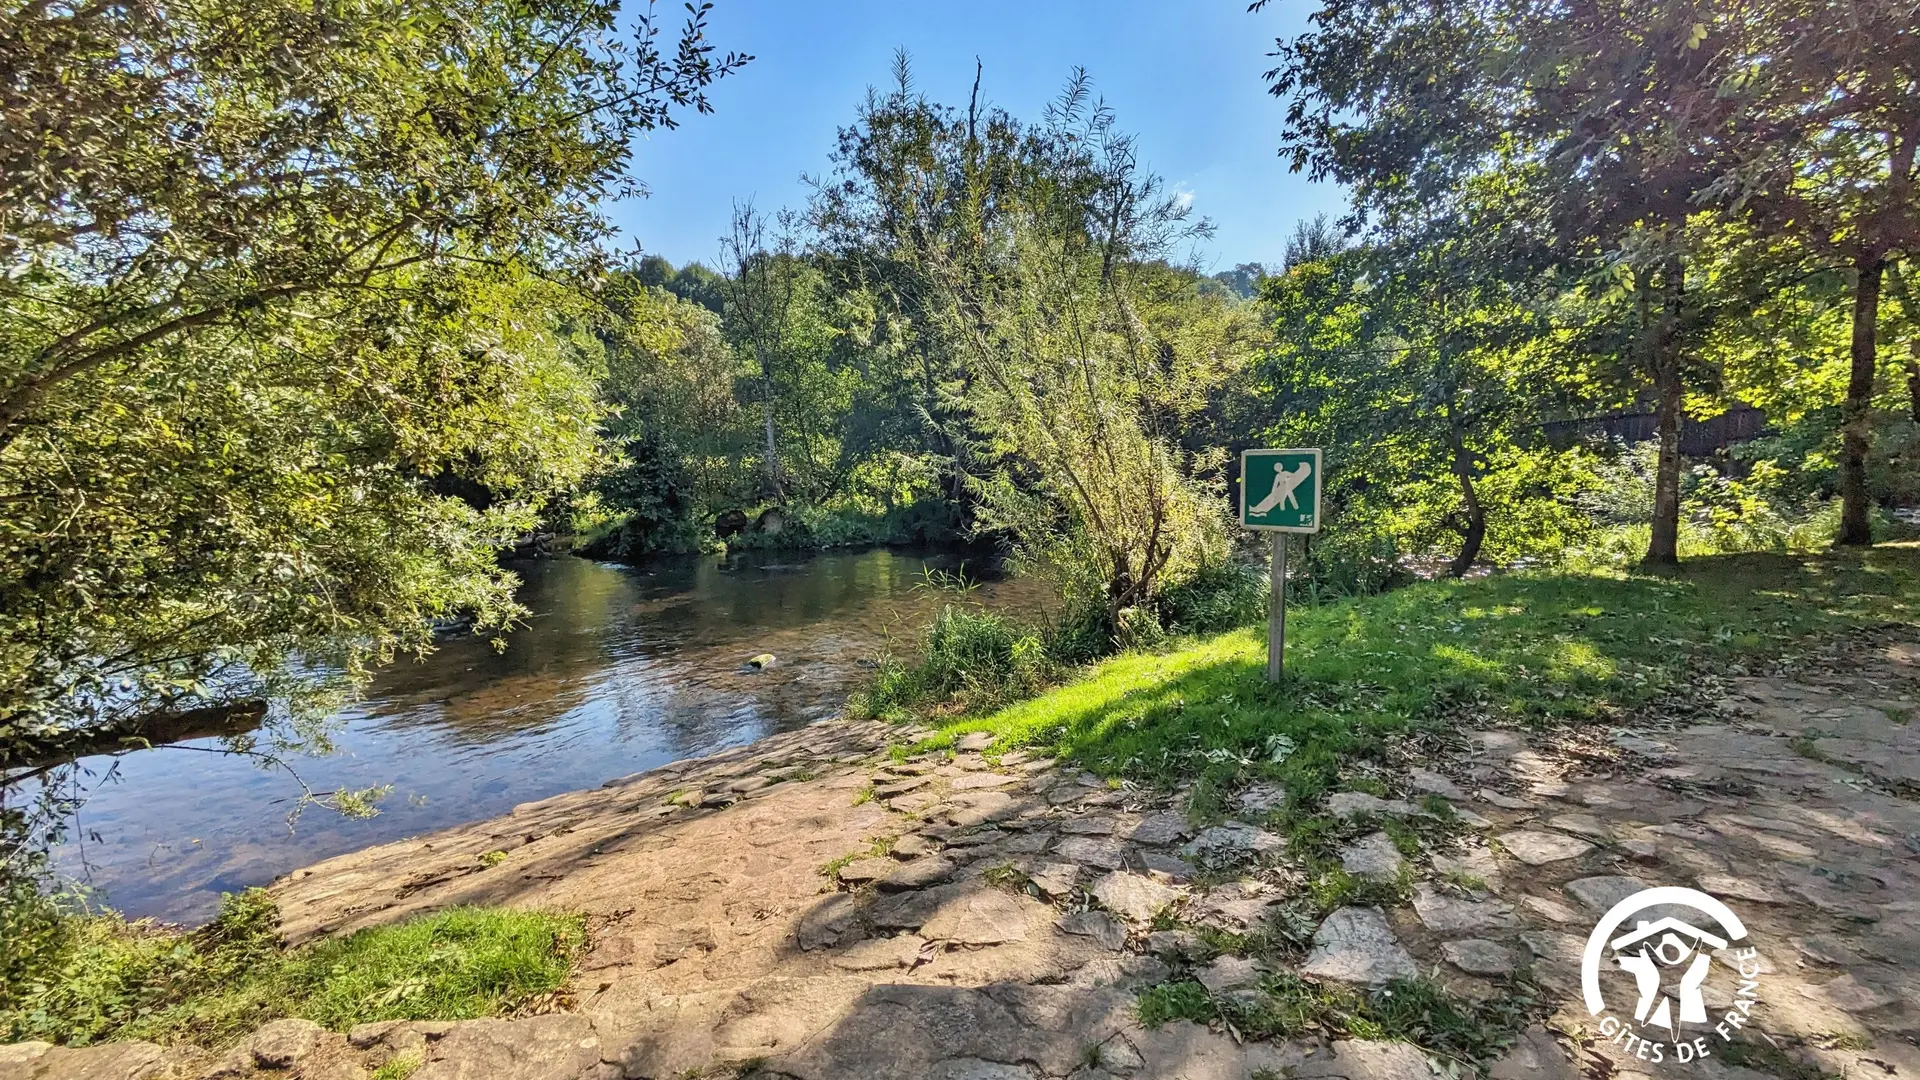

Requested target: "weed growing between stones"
[
  {"left": 368, "top": 1050, "right": 424, "bottom": 1079},
  {"left": 1136, "top": 974, "right": 1539, "bottom": 1073},
  {"left": 1718, "top": 1036, "right": 1849, "bottom": 1080}
]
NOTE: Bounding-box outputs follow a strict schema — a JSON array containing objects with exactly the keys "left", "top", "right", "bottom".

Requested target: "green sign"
[{"left": 1240, "top": 448, "right": 1322, "bottom": 533}]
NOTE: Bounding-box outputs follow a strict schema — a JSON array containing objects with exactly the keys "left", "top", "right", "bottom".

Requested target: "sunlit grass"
[{"left": 916, "top": 548, "right": 1920, "bottom": 816}]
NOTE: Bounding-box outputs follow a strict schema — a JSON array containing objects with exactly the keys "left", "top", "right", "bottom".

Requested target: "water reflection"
[{"left": 55, "top": 549, "right": 1046, "bottom": 923}]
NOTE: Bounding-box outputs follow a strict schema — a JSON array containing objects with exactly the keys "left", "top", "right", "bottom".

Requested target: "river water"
[{"left": 55, "top": 549, "right": 1047, "bottom": 923}]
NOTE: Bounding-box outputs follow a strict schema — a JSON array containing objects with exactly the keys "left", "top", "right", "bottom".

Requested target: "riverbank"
[
  {"left": 8, "top": 549, "right": 1920, "bottom": 1079},
  {"left": 45, "top": 548, "right": 1047, "bottom": 923}
]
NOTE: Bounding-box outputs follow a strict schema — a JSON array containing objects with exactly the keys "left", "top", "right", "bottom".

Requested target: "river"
[{"left": 54, "top": 548, "right": 1049, "bottom": 923}]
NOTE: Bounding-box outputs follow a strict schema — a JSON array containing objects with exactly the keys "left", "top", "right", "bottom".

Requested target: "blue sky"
[{"left": 611, "top": 0, "right": 1347, "bottom": 274}]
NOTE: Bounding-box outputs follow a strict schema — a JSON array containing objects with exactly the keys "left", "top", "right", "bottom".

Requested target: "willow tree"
[{"left": 930, "top": 77, "right": 1261, "bottom": 638}]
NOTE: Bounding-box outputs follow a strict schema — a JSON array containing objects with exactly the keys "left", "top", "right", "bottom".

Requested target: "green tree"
[
  {"left": 1698, "top": 0, "right": 1920, "bottom": 543},
  {"left": 933, "top": 77, "right": 1261, "bottom": 635},
  {"left": 1, "top": 0, "right": 744, "bottom": 775},
  {"left": 1259, "top": 0, "right": 1751, "bottom": 564},
  {"left": 1260, "top": 176, "right": 1577, "bottom": 578}
]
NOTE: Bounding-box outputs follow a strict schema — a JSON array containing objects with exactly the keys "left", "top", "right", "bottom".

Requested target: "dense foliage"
[
  {"left": 1, "top": 0, "right": 745, "bottom": 899},
  {"left": 1255, "top": 0, "right": 1919, "bottom": 571}
]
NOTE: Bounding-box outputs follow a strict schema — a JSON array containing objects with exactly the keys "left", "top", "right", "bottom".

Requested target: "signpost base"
[{"left": 1267, "top": 532, "right": 1287, "bottom": 681}]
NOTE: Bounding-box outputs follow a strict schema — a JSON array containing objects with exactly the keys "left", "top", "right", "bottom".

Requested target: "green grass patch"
[
  {"left": 911, "top": 550, "right": 1919, "bottom": 812},
  {"left": 2, "top": 890, "right": 584, "bottom": 1049}
]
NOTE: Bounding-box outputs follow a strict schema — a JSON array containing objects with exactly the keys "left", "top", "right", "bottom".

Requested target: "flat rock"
[
  {"left": 414, "top": 1015, "right": 600, "bottom": 1080},
  {"left": 879, "top": 856, "right": 957, "bottom": 891},
  {"left": 1181, "top": 822, "right": 1285, "bottom": 865},
  {"left": 1442, "top": 938, "right": 1518, "bottom": 975},
  {"left": 0, "top": 1043, "right": 50, "bottom": 1069},
  {"left": 829, "top": 934, "right": 926, "bottom": 971},
  {"left": 1489, "top": 1026, "right": 1580, "bottom": 1080},
  {"left": 1565, "top": 875, "right": 1651, "bottom": 913},
  {"left": 1409, "top": 769, "right": 1466, "bottom": 799},
  {"left": 1520, "top": 895, "right": 1582, "bottom": 923},
  {"left": 1477, "top": 788, "right": 1535, "bottom": 809},
  {"left": 1696, "top": 873, "right": 1785, "bottom": 904},
  {"left": 947, "top": 790, "right": 1018, "bottom": 828},
  {"left": 796, "top": 893, "right": 860, "bottom": 949},
  {"left": 1196, "top": 954, "right": 1264, "bottom": 993},
  {"left": 1301, "top": 906, "right": 1417, "bottom": 986},
  {"left": 1496, "top": 830, "right": 1594, "bottom": 866},
  {"left": 1138, "top": 851, "right": 1196, "bottom": 883},
  {"left": 954, "top": 731, "right": 996, "bottom": 752},
  {"left": 1189, "top": 882, "right": 1276, "bottom": 931},
  {"left": 248, "top": 1017, "right": 329, "bottom": 1069},
  {"left": 1798, "top": 972, "right": 1900, "bottom": 1012},
  {"left": 1430, "top": 842, "right": 1501, "bottom": 890},
  {"left": 1145, "top": 929, "right": 1207, "bottom": 959},
  {"left": 874, "top": 775, "right": 932, "bottom": 798},
  {"left": 837, "top": 857, "right": 896, "bottom": 885},
  {"left": 918, "top": 887, "right": 1034, "bottom": 945},
  {"left": 1545, "top": 813, "right": 1609, "bottom": 841},
  {"left": 1058, "top": 910, "right": 1129, "bottom": 951},
  {"left": 951, "top": 772, "right": 1017, "bottom": 792},
  {"left": 891, "top": 834, "right": 933, "bottom": 859},
  {"left": 1235, "top": 781, "right": 1289, "bottom": 815},
  {"left": 1411, "top": 884, "right": 1520, "bottom": 933},
  {"left": 1028, "top": 861, "right": 1081, "bottom": 898},
  {"left": 1089, "top": 870, "right": 1184, "bottom": 923},
  {"left": 1129, "top": 812, "right": 1191, "bottom": 845},
  {"left": 889, "top": 790, "right": 944, "bottom": 814},
  {"left": 928, "top": 1060, "right": 1039, "bottom": 1080},
  {"left": 1058, "top": 814, "right": 1121, "bottom": 835},
  {"left": 1326, "top": 792, "right": 1417, "bottom": 818},
  {"left": 1053, "top": 836, "right": 1128, "bottom": 869},
  {"left": 1340, "top": 831, "right": 1406, "bottom": 881}
]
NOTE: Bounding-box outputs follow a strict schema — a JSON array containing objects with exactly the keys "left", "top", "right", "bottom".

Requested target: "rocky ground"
[{"left": 4, "top": 641, "right": 1918, "bottom": 1080}]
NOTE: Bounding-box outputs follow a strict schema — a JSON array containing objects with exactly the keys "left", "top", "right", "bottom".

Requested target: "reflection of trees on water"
[
  {"left": 60, "top": 549, "right": 1050, "bottom": 922},
  {"left": 354, "top": 551, "right": 1045, "bottom": 748}
]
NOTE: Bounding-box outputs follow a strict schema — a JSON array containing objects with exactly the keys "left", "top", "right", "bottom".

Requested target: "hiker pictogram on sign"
[{"left": 1240, "top": 448, "right": 1321, "bottom": 533}]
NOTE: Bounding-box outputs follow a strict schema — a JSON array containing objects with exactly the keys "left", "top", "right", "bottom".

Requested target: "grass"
[
  {"left": 909, "top": 550, "right": 1920, "bottom": 826},
  {"left": 2, "top": 890, "right": 584, "bottom": 1049}
]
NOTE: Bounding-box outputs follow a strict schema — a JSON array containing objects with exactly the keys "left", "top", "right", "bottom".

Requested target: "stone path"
[{"left": 5, "top": 640, "right": 1919, "bottom": 1080}]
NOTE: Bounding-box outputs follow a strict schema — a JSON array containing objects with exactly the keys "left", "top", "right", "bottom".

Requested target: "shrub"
[
  {"left": 851, "top": 605, "right": 1052, "bottom": 719},
  {"left": 1159, "top": 560, "right": 1267, "bottom": 634}
]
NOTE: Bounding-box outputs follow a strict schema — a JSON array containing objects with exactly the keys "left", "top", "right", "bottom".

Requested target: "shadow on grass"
[{"left": 927, "top": 548, "right": 1920, "bottom": 805}]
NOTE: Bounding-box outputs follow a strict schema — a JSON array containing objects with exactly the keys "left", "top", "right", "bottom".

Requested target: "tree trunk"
[
  {"left": 1643, "top": 258, "right": 1687, "bottom": 567},
  {"left": 1907, "top": 348, "right": 1919, "bottom": 425},
  {"left": 1, "top": 700, "right": 267, "bottom": 774},
  {"left": 1839, "top": 256, "right": 1884, "bottom": 546},
  {"left": 1447, "top": 438, "right": 1485, "bottom": 578},
  {"left": 760, "top": 371, "right": 783, "bottom": 502}
]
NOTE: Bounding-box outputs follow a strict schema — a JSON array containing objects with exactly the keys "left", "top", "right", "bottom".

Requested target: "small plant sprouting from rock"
[
  {"left": 370, "top": 1051, "right": 425, "bottom": 1080},
  {"left": 981, "top": 861, "right": 1032, "bottom": 894},
  {"left": 478, "top": 850, "right": 509, "bottom": 868}
]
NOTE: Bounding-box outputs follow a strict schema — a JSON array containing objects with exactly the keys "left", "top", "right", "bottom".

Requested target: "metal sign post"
[{"left": 1240, "top": 448, "right": 1322, "bottom": 682}]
